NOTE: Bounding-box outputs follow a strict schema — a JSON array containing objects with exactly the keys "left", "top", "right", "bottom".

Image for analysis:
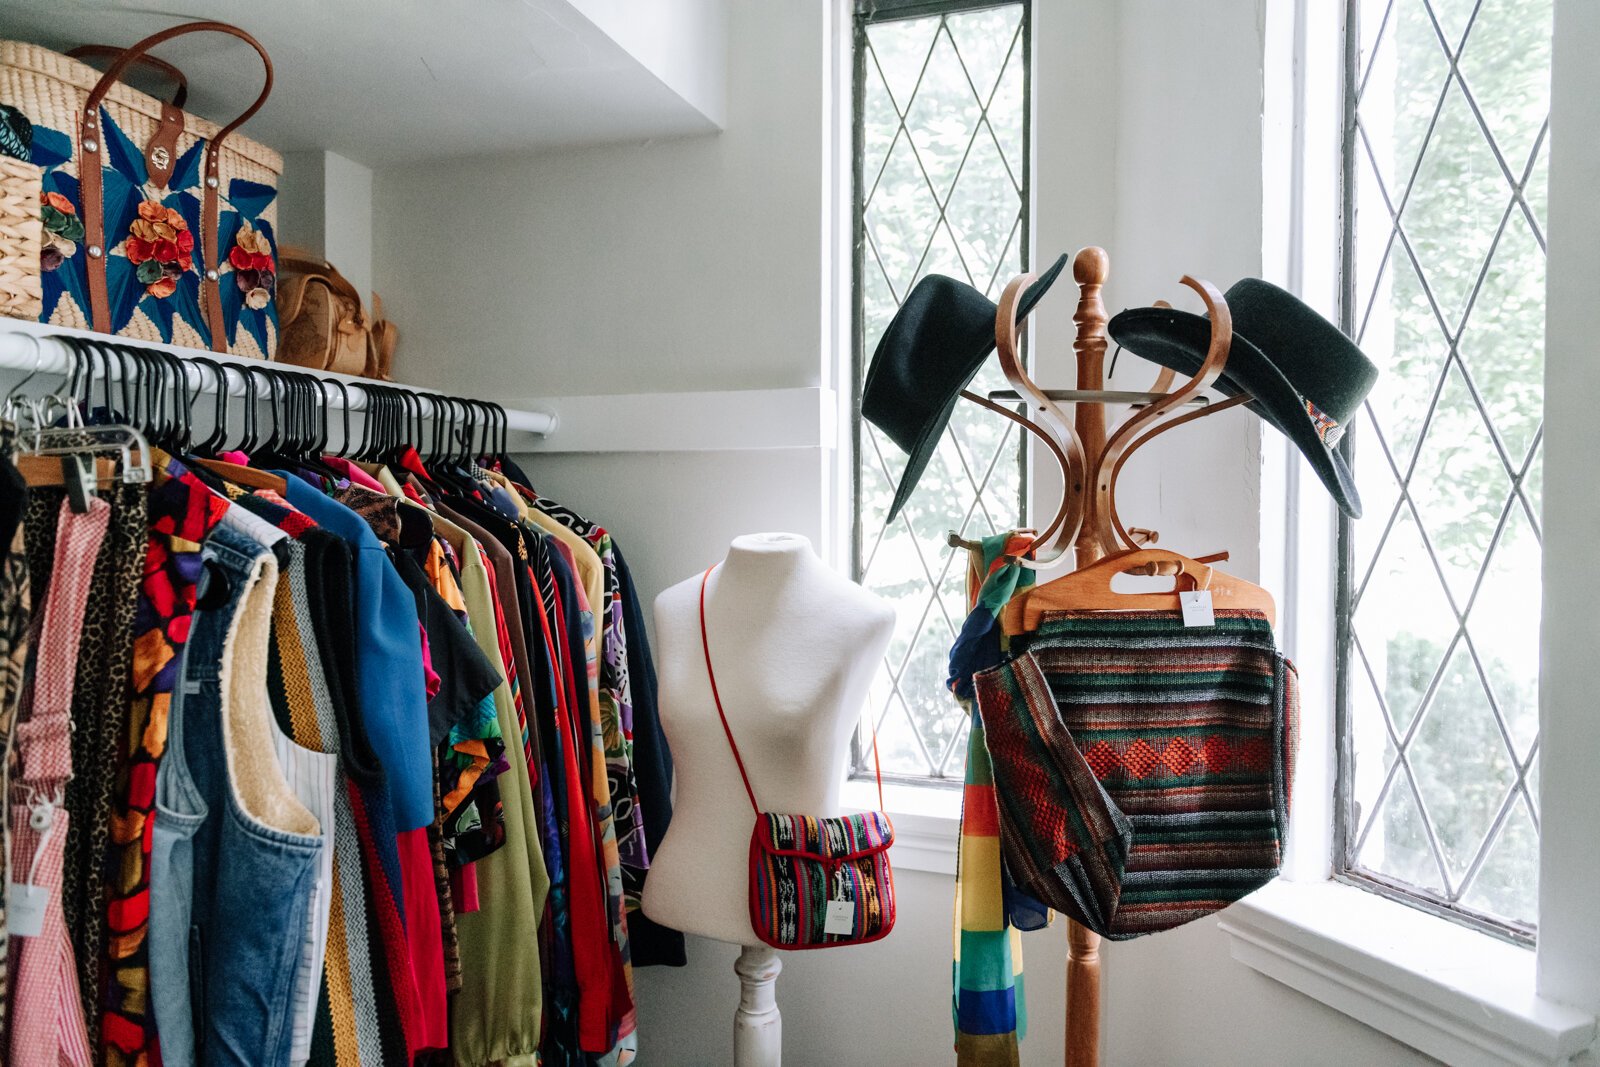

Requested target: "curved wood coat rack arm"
[
  {"left": 1099, "top": 276, "right": 1232, "bottom": 464},
  {"left": 992, "top": 274, "right": 1088, "bottom": 561},
  {"left": 958, "top": 388, "right": 1076, "bottom": 521},
  {"left": 1090, "top": 276, "right": 1233, "bottom": 551},
  {"left": 1106, "top": 391, "right": 1254, "bottom": 548}
]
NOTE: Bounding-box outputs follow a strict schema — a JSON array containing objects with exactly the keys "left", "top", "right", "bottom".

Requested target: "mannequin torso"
[{"left": 642, "top": 533, "right": 895, "bottom": 946}]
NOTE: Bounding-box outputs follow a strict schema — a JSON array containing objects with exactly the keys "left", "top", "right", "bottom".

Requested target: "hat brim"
[
  {"left": 1108, "top": 306, "right": 1363, "bottom": 519},
  {"left": 885, "top": 389, "right": 960, "bottom": 523},
  {"left": 883, "top": 254, "right": 1069, "bottom": 524}
]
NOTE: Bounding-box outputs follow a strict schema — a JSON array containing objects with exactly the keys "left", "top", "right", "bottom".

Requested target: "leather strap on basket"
[
  {"left": 78, "top": 21, "right": 274, "bottom": 350},
  {"left": 699, "top": 564, "right": 886, "bottom": 814},
  {"left": 65, "top": 46, "right": 189, "bottom": 107}
]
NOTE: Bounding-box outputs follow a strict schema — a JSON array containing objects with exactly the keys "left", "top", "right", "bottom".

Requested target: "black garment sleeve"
[
  {"left": 612, "top": 542, "right": 686, "bottom": 967},
  {"left": 390, "top": 546, "right": 502, "bottom": 747}
]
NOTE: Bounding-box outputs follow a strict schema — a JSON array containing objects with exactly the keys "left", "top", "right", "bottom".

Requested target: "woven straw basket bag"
[
  {"left": 0, "top": 155, "right": 42, "bottom": 322},
  {"left": 0, "top": 21, "right": 282, "bottom": 356}
]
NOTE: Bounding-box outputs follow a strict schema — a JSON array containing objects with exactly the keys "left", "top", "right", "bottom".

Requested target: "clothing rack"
[{"left": 0, "top": 319, "right": 559, "bottom": 441}]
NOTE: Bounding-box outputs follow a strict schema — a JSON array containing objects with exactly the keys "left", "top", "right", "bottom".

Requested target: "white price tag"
[
  {"left": 823, "top": 899, "right": 856, "bottom": 936},
  {"left": 6, "top": 882, "right": 47, "bottom": 938},
  {"left": 1179, "top": 589, "right": 1215, "bottom": 627}
]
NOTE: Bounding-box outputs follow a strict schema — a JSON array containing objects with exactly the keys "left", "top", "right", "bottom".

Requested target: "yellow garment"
[{"left": 433, "top": 509, "right": 551, "bottom": 1066}]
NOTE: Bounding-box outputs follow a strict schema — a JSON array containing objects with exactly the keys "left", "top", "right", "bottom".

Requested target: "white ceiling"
[{"left": 0, "top": 0, "right": 725, "bottom": 165}]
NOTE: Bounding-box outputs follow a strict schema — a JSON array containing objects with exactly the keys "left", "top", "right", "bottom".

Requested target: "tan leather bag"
[{"left": 275, "top": 250, "right": 394, "bottom": 379}]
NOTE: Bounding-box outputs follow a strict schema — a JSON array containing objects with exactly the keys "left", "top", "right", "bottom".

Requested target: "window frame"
[
  {"left": 1224, "top": 0, "right": 1600, "bottom": 1058},
  {"left": 846, "top": 0, "right": 1034, "bottom": 785},
  {"left": 1328, "top": 0, "right": 1545, "bottom": 946}
]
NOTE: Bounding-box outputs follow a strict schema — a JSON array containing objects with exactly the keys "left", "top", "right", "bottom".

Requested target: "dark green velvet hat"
[
  {"left": 862, "top": 254, "right": 1068, "bottom": 522},
  {"left": 1107, "top": 278, "right": 1379, "bottom": 518}
]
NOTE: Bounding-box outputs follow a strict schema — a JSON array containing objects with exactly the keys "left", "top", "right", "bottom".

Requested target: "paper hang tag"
[
  {"left": 1180, "top": 589, "right": 1216, "bottom": 627},
  {"left": 6, "top": 882, "right": 48, "bottom": 938},
  {"left": 823, "top": 899, "right": 856, "bottom": 936}
]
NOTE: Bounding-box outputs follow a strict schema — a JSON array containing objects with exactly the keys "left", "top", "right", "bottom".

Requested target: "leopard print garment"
[{"left": 21, "top": 480, "right": 148, "bottom": 1048}]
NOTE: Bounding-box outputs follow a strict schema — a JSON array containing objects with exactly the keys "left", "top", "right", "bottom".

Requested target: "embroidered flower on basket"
[
  {"left": 126, "top": 200, "right": 194, "bottom": 298},
  {"left": 39, "top": 190, "right": 83, "bottom": 272},
  {"left": 229, "top": 222, "right": 275, "bottom": 310}
]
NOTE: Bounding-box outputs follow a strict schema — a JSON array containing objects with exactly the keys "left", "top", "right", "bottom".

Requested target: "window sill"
[
  {"left": 1219, "top": 879, "right": 1596, "bottom": 1066},
  {"left": 841, "top": 777, "right": 960, "bottom": 875}
]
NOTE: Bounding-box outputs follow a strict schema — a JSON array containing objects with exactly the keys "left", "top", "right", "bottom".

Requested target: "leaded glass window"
[
  {"left": 1337, "top": 0, "right": 1549, "bottom": 939},
  {"left": 850, "top": 0, "right": 1031, "bottom": 781}
]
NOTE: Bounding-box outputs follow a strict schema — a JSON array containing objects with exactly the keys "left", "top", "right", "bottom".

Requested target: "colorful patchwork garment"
[{"left": 101, "top": 457, "right": 230, "bottom": 1064}]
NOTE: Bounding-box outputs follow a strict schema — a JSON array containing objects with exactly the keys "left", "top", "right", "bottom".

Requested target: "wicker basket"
[
  {"left": 0, "top": 28, "right": 281, "bottom": 356},
  {"left": 0, "top": 155, "right": 42, "bottom": 322}
]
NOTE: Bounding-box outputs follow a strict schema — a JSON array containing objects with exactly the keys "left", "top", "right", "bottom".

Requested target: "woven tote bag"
[
  {"left": 973, "top": 609, "right": 1298, "bottom": 941},
  {"left": 0, "top": 22, "right": 282, "bottom": 356}
]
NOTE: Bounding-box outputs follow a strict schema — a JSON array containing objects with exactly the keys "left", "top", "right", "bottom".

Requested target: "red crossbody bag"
[{"left": 699, "top": 565, "right": 896, "bottom": 950}]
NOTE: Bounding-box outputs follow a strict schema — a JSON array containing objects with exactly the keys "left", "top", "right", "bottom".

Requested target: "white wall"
[
  {"left": 373, "top": 0, "right": 829, "bottom": 401},
  {"left": 377, "top": 0, "right": 1437, "bottom": 1063},
  {"left": 375, "top": 0, "right": 837, "bottom": 572}
]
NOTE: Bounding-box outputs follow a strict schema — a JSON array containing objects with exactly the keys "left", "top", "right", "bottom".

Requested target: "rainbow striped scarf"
[{"left": 949, "top": 532, "right": 1043, "bottom": 1066}]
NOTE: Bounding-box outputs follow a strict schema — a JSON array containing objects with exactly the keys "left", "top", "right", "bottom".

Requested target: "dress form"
[{"left": 643, "top": 532, "right": 895, "bottom": 1066}]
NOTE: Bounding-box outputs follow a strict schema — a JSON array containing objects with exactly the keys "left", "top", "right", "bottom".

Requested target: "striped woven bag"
[
  {"left": 973, "top": 609, "right": 1297, "bottom": 940},
  {"left": 699, "top": 566, "right": 896, "bottom": 950}
]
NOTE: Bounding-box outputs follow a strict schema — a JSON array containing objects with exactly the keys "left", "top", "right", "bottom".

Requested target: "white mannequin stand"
[{"left": 643, "top": 533, "right": 895, "bottom": 1067}]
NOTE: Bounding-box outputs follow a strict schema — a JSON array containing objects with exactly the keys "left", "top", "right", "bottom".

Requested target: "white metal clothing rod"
[{"left": 0, "top": 319, "right": 559, "bottom": 438}]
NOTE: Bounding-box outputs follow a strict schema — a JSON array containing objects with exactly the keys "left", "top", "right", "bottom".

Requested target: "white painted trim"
[
  {"left": 1221, "top": 881, "right": 1595, "bottom": 1066},
  {"left": 1246, "top": 4, "right": 1600, "bottom": 1060},
  {"left": 508, "top": 387, "right": 834, "bottom": 453},
  {"left": 1537, "top": 0, "right": 1600, "bottom": 1016},
  {"left": 841, "top": 778, "right": 960, "bottom": 876}
]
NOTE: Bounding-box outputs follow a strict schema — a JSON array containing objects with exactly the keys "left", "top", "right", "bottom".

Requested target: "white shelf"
[
  {"left": 0, "top": 318, "right": 558, "bottom": 441},
  {"left": 0, "top": 0, "right": 726, "bottom": 165}
]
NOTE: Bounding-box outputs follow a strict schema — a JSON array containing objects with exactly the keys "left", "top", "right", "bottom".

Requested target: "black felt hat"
[
  {"left": 863, "top": 254, "right": 1068, "bottom": 522},
  {"left": 1107, "top": 278, "right": 1379, "bottom": 518}
]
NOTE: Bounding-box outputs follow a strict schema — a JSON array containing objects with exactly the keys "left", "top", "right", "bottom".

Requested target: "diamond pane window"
[
  {"left": 1337, "top": 0, "right": 1549, "bottom": 937},
  {"left": 850, "top": 0, "right": 1030, "bottom": 780}
]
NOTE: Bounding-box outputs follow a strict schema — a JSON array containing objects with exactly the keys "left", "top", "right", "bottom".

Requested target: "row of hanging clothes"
[{"left": 0, "top": 334, "right": 684, "bottom": 1067}]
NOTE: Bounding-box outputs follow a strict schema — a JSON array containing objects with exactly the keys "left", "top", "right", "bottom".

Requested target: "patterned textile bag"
[
  {"left": 698, "top": 566, "right": 895, "bottom": 950},
  {"left": 0, "top": 22, "right": 281, "bottom": 355},
  {"left": 973, "top": 609, "right": 1297, "bottom": 941}
]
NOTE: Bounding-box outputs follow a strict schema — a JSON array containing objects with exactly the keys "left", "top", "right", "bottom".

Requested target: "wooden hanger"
[
  {"left": 1000, "top": 546, "right": 1276, "bottom": 634},
  {"left": 18, "top": 454, "right": 120, "bottom": 487},
  {"left": 190, "top": 456, "right": 287, "bottom": 493}
]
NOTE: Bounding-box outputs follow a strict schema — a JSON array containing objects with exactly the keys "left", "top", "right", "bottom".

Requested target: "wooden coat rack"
[{"left": 969, "top": 246, "right": 1257, "bottom": 1067}]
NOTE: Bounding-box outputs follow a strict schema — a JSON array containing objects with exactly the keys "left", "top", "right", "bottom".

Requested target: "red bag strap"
[{"left": 698, "top": 564, "right": 885, "bottom": 815}]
